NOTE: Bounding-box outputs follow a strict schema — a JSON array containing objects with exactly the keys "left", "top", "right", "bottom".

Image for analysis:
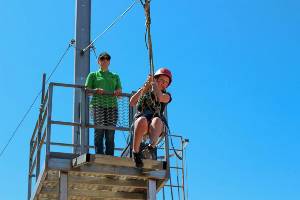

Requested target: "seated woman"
[{"left": 129, "top": 68, "right": 172, "bottom": 168}]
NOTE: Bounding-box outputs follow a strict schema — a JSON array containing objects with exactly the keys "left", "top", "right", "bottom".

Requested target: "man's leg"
[
  {"left": 94, "top": 129, "right": 105, "bottom": 154},
  {"left": 104, "top": 107, "right": 117, "bottom": 156},
  {"left": 93, "top": 106, "right": 105, "bottom": 154},
  {"left": 105, "top": 130, "right": 115, "bottom": 156}
]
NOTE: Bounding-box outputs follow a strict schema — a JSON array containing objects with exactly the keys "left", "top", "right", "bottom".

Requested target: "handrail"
[
  {"left": 30, "top": 89, "right": 49, "bottom": 144},
  {"left": 29, "top": 129, "right": 47, "bottom": 178},
  {"left": 29, "top": 82, "right": 134, "bottom": 178},
  {"left": 29, "top": 156, "right": 37, "bottom": 176},
  {"left": 29, "top": 81, "right": 179, "bottom": 199},
  {"left": 86, "top": 88, "right": 132, "bottom": 97},
  {"left": 36, "top": 129, "right": 47, "bottom": 158},
  {"left": 29, "top": 110, "right": 48, "bottom": 159},
  {"left": 51, "top": 120, "right": 81, "bottom": 127},
  {"left": 87, "top": 124, "right": 130, "bottom": 132}
]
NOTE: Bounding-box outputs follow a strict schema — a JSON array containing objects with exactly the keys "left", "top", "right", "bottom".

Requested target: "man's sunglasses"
[{"left": 99, "top": 56, "right": 110, "bottom": 60}]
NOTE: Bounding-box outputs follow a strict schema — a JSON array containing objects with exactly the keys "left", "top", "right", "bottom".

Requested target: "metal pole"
[
  {"left": 36, "top": 73, "right": 46, "bottom": 180},
  {"left": 181, "top": 139, "right": 186, "bottom": 200},
  {"left": 129, "top": 96, "right": 134, "bottom": 158},
  {"left": 27, "top": 140, "right": 33, "bottom": 200},
  {"left": 147, "top": 179, "right": 157, "bottom": 200},
  {"left": 46, "top": 83, "right": 53, "bottom": 156},
  {"left": 163, "top": 107, "right": 173, "bottom": 199},
  {"left": 164, "top": 108, "right": 170, "bottom": 179},
  {"left": 73, "top": 0, "right": 91, "bottom": 154},
  {"left": 80, "top": 88, "right": 89, "bottom": 154},
  {"left": 59, "top": 171, "right": 68, "bottom": 200}
]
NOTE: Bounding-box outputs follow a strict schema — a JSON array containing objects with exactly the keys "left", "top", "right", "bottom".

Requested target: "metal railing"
[
  {"left": 27, "top": 81, "right": 174, "bottom": 199},
  {"left": 160, "top": 135, "right": 189, "bottom": 200}
]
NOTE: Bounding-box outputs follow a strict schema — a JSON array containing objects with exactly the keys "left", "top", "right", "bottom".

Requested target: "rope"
[
  {"left": 169, "top": 130, "right": 183, "bottom": 160},
  {"left": 140, "top": 0, "right": 155, "bottom": 75},
  {"left": 82, "top": 0, "right": 139, "bottom": 53},
  {"left": 0, "top": 41, "right": 73, "bottom": 158},
  {"left": 139, "top": 0, "right": 160, "bottom": 109}
]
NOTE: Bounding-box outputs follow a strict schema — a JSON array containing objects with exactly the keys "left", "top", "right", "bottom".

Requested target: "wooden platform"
[{"left": 30, "top": 153, "right": 169, "bottom": 200}]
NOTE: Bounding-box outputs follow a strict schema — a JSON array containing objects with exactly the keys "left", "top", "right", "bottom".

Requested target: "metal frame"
[
  {"left": 27, "top": 81, "right": 187, "bottom": 200},
  {"left": 161, "top": 134, "right": 188, "bottom": 200}
]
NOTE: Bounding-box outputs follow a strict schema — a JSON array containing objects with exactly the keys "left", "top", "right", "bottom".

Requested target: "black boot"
[
  {"left": 133, "top": 152, "right": 144, "bottom": 168},
  {"left": 146, "top": 144, "right": 157, "bottom": 160}
]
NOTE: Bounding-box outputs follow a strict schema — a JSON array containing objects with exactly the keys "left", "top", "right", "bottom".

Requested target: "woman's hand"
[{"left": 142, "top": 75, "right": 153, "bottom": 93}]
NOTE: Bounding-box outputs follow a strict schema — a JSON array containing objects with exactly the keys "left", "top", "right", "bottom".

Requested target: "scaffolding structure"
[{"left": 28, "top": 82, "right": 188, "bottom": 200}]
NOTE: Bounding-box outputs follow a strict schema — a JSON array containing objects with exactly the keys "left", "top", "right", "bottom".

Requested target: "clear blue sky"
[{"left": 0, "top": 0, "right": 300, "bottom": 199}]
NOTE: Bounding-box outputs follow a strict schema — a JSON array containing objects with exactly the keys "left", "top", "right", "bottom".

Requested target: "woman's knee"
[
  {"left": 134, "top": 117, "right": 148, "bottom": 131},
  {"left": 149, "top": 117, "right": 163, "bottom": 136},
  {"left": 151, "top": 117, "right": 163, "bottom": 127}
]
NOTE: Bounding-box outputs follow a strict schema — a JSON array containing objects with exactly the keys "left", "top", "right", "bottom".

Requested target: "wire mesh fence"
[{"left": 88, "top": 93, "right": 130, "bottom": 130}]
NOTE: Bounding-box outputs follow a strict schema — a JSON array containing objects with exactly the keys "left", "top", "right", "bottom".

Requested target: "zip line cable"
[
  {"left": 82, "top": 0, "right": 139, "bottom": 53},
  {"left": 0, "top": 41, "right": 73, "bottom": 158}
]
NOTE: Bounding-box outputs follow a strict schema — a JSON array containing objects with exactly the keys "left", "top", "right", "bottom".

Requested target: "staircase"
[{"left": 31, "top": 153, "right": 168, "bottom": 200}]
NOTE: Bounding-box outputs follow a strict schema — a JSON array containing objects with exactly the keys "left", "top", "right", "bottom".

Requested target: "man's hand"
[
  {"left": 96, "top": 88, "right": 105, "bottom": 95},
  {"left": 114, "top": 89, "right": 122, "bottom": 97}
]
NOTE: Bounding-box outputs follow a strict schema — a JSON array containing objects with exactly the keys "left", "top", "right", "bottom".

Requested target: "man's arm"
[{"left": 114, "top": 75, "right": 122, "bottom": 96}]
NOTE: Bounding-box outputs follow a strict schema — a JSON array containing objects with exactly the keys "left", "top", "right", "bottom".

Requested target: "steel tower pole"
[{"left": 73, "top": 0, "right": 91, "bottom": 154}]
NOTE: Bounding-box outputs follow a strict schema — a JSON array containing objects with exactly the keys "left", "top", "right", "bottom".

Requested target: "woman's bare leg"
[
  {"left": 133, "top": 117, "right": 148, "bottom": 153},
  {"left": 149, "top": 117, "right": 163, "bottom": 147}
]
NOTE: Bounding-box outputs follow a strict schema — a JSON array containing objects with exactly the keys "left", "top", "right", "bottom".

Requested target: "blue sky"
[{"left": 0, "top": 0, "right": 300, "bottom": 199}]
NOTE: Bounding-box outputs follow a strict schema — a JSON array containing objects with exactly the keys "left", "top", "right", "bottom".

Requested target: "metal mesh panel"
[{"left": 89, "top": 94, "right": 130, "bottom": 129}]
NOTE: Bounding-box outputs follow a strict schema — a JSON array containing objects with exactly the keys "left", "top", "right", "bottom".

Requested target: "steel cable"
[
  {"left": 82, "top": 0, "right": 139, "bottom": 53},
  {"left": 0, "top": 42, "right": 73, "bottom": 158}
]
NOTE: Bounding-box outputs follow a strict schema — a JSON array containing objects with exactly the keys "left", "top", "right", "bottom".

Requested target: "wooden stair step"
[
  {"left": 68, "top": 174, "right": 147, "bottom": 189},
  {"left": 69, "top": 190, "right": 146, "bottom": 200}
]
